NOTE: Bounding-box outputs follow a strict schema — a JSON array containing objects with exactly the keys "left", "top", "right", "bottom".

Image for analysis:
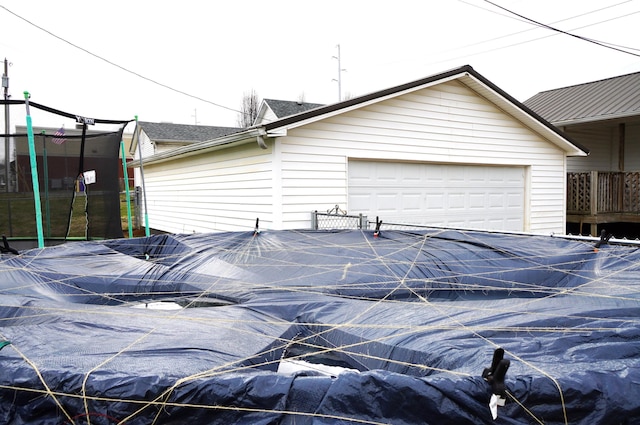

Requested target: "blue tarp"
[{"left": 1, "top": 229, "right": 639, "bottom": 424}]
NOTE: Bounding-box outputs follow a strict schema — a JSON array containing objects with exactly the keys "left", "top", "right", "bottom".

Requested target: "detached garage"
[{"left": 134, "top": 65, "right": 586, "bottom": 235}]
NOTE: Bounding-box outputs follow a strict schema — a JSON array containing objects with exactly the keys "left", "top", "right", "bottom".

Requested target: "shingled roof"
[
  {"left": 137, "top": 121, "right": 242, "bottom": 142},
  {"left": 524, "top": 71, "right": 640, "bottom": 125},
  {"left": 262, "top": 99, "right": 324, "bottom": 119}
]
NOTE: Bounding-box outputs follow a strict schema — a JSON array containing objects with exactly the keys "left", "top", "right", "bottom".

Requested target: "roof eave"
[
  {"left": 153, "top": 139, "right": 198, "bottom": 144},
  {"left": 139, "top": 128, "right": 263, "bottom": 166},
  {"left": 264, "top": 65, "right": 476, "bottom": 133},
  {"left": 263, "top": 65, "right": 588, "bottom": 157},
  {"left": 552, "top": 110, "right": 640, "bottom": 127}
]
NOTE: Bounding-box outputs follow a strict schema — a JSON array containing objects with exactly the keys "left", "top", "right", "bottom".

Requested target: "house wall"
[
  {"left": 276, "top": 80, "right": 567, "bottom": 234},
  {"left": 135, "top": 131, "right": 156, "bottom": 159},
  {"left": 625, "top": 123, "right": 640, "bottom": 170},
  {"left": 255, "top": 107, "right": 278, "bottom": 126},
  {"left": 565, "top": 126, "right": 615, "bottom": 172},
  {"left": 132, "top": 130, "right": 156, "bottom": 189},
  {"left": 565, "top": 123, "right": 640, "bottom": 172},
  {"left": 143, "top": 142, "right": 274, "bottom": 233}
]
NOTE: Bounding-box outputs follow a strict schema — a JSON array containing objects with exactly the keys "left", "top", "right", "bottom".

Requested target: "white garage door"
[{"left": 348, "top": 161, "right": 525, "bottom": 231}]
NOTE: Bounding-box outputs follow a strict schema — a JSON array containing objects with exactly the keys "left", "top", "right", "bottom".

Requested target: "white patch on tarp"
[
  {"left": 277, "top": 359, "right": 358, "bottom": 377},
  {"left": 131, "top": 301, "right": 182, "bottom": 310}
]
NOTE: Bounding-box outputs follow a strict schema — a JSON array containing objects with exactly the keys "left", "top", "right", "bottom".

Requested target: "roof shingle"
[
  {"left": 138, "top": 121, "right": 242, "bottom": 142},
  {"left": 263, "top": 99, "right": 324, "bottom": 119}
]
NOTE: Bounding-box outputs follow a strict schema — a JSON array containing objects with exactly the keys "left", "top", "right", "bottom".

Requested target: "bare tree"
[
  {"left": 237, "top": 89, "right": 260, "bottom": 127},
  {"left": 343, "top": 91, "right": 355, "bottom": 101}
]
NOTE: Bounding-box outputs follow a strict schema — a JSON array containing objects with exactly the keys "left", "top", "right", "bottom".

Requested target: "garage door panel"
[
  {"left": 489, "top": 193, "right": 506, "bottom": 208},
  {"left": 402, "top": 193, "right": 422, "bottom": 212},
  {"left": 348, "top": 161, "right": 525, "bottom": 231},
  {"left": 426, "top": 194, "right": 444, "bottom": 209},
  {"left": 507, "top": 192, "right": 524, "bottom": 208},
  {"left": 448, "top": 193, "right": 466, "bottom": 209}
]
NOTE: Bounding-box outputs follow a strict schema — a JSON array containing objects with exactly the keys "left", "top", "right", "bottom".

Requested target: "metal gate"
[{"left": 311, "top": 205, "right": 368, "bottom": 230}]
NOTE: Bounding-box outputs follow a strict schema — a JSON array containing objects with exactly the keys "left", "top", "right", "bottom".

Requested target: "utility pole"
[
  {"left": 192, "top": 108, "right": 199, "bottom": 125},
  {"left": 332, "top": 45, "right": 346, "bottom": 102},
  {"left": 2, "top": 58, "right": 10, "bottom": 192}
]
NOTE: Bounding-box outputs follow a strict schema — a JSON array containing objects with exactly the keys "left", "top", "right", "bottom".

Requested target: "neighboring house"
[
  {"left": 13, "top": 125, "right": 119, "bottom": 191},
  {"left": 254, "top": 99, "right": 324, "bottom": 125},
  {"left": 524, "top": 71, "right": 640, "bottom": 237},
  {"left": 120, "top": 132, "right": 134, "bottom": 189},
  {"left": 130, "top": 121, "right": 242, "bottom": 157},
  {"left": 134, "top": 65, "right": 586, "bottom": 235},
  {"left": 12, "top": 125, "right": 135, "bottom": 192}
]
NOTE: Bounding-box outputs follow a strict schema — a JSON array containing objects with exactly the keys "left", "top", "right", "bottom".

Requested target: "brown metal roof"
[{"left": 524, "top": 71, "right": 640, "bottom": 125}]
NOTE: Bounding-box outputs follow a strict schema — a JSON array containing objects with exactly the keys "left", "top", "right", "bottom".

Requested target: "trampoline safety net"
[{"left": 1, "top": 99, "right": 131, "bottom": 242}]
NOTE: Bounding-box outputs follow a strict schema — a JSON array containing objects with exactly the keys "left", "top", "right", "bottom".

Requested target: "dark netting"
[{"left": 1, "top": 99, "right": 132, "bottom": 242}]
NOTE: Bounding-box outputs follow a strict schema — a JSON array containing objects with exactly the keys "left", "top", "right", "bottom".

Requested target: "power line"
[
  {"left": 0, "top": 5, "right": 248, "bottom": 118},
  {"left": 458, "top": 0, "right": 640, "bottom": 53},
  {"left": 355, "top": 0, "right": 640, "bottom": 78},
  {"left": 423, "top": 5, "right": 640, "bottom": 68},
  {"left": 482, "top": 0, "right": 640, "bottom": 57}
]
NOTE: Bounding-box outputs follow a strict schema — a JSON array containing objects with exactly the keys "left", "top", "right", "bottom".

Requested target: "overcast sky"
[{"left": 1, "top": 0, "right": 639, "bottom": 134}]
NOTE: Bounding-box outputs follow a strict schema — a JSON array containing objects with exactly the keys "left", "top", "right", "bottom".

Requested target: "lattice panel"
[
  {"left": 567, "top": 173, "right": 590, "bottom": 213},
  {"left": 624, "top": 172, "right": 640, "bottom": 213}
]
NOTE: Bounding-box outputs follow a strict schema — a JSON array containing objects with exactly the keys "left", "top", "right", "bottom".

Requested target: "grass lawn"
[{"left": 1, "top": 191, "right": 138, "bottom": 239}]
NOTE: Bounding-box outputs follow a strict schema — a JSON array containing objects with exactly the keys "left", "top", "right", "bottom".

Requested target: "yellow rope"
[
  {"left": 506, "top": 390, "right": 545, "bottom": 425},
  {"left": 1, "top": 229, "right": 638, "bottom": 424},
  {"left": 0, "top": 335, "right": 75, "bottom": 424}
]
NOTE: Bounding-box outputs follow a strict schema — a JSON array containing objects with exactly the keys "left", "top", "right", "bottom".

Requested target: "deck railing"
[{"left": 567, "top": 171, "right": 640, "bottom": 215}]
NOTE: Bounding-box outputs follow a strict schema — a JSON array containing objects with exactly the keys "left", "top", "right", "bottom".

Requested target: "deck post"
[{"left": 590, "top": 171, "right": 598, "bottom": 236}]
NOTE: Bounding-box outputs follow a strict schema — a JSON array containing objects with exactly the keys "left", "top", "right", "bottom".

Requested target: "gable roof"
[
  {"left": 142, "top": 65, "right": 587, "bottom": 165},
  {"left": 136, "top": 121, "right": 242, "bottom": 142},
  {"left": 523, "top": 71, "right": 640, "bottom": 126},
  {"left": 262, "top": 65, "right": 587, "bottom": 155},
  {"left": 263, "top": 99, "right": 324, "bottom": 119}
]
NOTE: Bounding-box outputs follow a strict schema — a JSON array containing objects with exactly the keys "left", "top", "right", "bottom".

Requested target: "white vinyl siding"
[
  {"left": 133, "top": 131, "right": 156, "bottom": 160},
  {"left": 143, "top": 144, "right": 273, "bottom": 233},
  {"left": 277, "top": 80, "right": 566, "bottom": 234},
  {"left": 133, "top": 131, "right": 156, "bottom": 189},
  {"left": 254, "top": 107, "right": 278, "bottom": 126}
]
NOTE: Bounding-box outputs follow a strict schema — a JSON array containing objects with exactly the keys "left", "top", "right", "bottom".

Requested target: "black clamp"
[
  {"left": 1, "top": 235, "right": 19, "bottom": 255},
  {"left": 594, "top": 229, "right": 612, "bottom": 250},
  {"left": 254, "top": 217, "right": 260, "bottom": 236},
  {"left": 373, "top": 217, "right": 382, "bottom": 238},
  {"left": 482, "top": 347, "right": 510, "bottom": 398},
  {"left": 483, "top": 348, "right": 510, "bottom": 419}
]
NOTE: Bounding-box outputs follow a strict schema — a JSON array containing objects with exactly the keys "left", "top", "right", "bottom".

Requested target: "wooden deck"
[{"left": 567, "top": 171, "right": 640, "bottom": 235}]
